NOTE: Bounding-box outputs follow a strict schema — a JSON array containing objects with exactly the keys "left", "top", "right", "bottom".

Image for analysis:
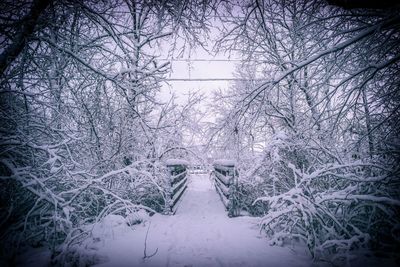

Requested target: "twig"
[{"left": 143, "top": 221, "right": 158, "bottom": 260}]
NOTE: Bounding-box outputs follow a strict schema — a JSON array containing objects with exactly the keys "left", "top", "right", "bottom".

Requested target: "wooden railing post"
[
  {"left": 164, "top": 164, "right": 174, "bottom": 215},
  {"left": 164, "top": 159, "right": 189, "bottom": 215},
  {"left": 213, "top": 160, "right": 239, "bottom": 217}
]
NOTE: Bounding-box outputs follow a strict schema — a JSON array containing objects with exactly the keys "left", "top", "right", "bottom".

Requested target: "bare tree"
[
  {"left": 212, "top": 0, "right": 400, "bottom": 263},
  {"left": 0, "top": 0, "right": 213, "bottom": 265}
]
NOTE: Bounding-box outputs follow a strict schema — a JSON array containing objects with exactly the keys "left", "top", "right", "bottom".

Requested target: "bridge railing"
[
  {"left": 164, "top": 159, "right": 189, "bottom": 214},
  {"left": 213, "top": 160, "right": 239, "bottom": 217}
]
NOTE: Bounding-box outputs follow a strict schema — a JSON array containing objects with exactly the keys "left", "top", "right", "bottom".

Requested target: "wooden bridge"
[
  {"left": 93, "top": 161, "right": 312, "bottom": 267},
  {"left": 164, "top": 158, "right": 239, "bottom": 217}
]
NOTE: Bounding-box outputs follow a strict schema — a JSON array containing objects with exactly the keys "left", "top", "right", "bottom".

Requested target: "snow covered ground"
[
  {"left": 15, "top": 174, "right": 395, "bottom": 267},
  {"left": 91, "top": 174, "right": 319, "bottom": 267}
]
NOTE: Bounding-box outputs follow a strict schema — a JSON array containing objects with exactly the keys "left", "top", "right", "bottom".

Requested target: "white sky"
[
  {"left": 158, "top": 45, "right": 238, "bottom": 118},
  {"left": 158, "top": 47, "right": 237, "bottom": 147},
  {"left": 156, "top": 17, "right": 239, "bottom": 104},
  {"left": 154, "top": 21, "right": 242, "bottom": 147},
  {"left": 161, "top": 59, "right": 233, "bottom": 99}
]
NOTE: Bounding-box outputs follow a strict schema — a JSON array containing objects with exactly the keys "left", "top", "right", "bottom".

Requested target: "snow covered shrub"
[
  {"left": 126, "top": 210, "right": 150, "bottom": 226},
  {"left": 212, "top": 0, "right": 400, "bottom": 264},
  {"left": 254, "top": 134, "right": 400, "bottom": 263},
  {"left": 234, "top": 180, "right": 269, "bottom": 216},
  {"left": 55, "top": 215, "right": 132, "bottom": 267},
  {"left": 229, "top": 132, "right": 296, "bottom": 216},
  {"left": 0, "top": 92, "right": 165, "bottom": 263},
  {"left": 104, "top": 162, "right": 168, "bottom": 214},
  {"left": 0, "top": 0, "right": 211, "bottom": 264},
  {"left": 139, "top": 188, "right": 166, "bottom": 213}
]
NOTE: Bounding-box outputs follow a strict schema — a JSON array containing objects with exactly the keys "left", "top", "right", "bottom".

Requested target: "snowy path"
[{"left": 94, "top": 174, "right": 316, "bottom": 267}]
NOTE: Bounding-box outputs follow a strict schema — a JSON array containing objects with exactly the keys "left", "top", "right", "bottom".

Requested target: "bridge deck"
[{"left": 94, "top": 174, "right": 316, "bottom": 267}]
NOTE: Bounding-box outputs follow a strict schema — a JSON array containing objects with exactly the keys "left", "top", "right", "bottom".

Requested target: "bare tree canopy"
[
  {"left": 327, "top": 0, "right": 398, "bottom": 9},
  {"left": 0, "top": 0, "right": 399, "bottom": 266}
]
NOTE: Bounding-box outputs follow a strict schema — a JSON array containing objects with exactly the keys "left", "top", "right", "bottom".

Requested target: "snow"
[
  {"left": 171, "top": 181, "right": 187, "bottom": 205},
  {"left": 15, "top": 174, "right": 394, "bottom": 267},
  {"left": 214, "top": 170, "right": 232, "bottom": 185},
  {"left": 273, "top": 131, "right": 288, "bottom": 141},
  {"left": 171, "top": 176, "right": 187, "bottom": 192},
  {"left": 89, "top": 174, "right": 317, "bottom": 267},
  {"left": 165, "top": 159, "right": 190, "bottom": 166},
  {"left": 213, "top": 159, "right": 236, "bottom": 166},
  {"left": 215, "top": 177, "right": 230, "bottom": 196},
  {"left": 126, "top": 210, "right": 150, "bottom": 226}
]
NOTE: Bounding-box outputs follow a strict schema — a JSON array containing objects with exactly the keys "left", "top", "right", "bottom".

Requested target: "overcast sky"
[
  {"left": 154, "top": 18, "right": 236, "bottom": 99},
  {"left": 160, "top": 50, "right": 236, "bottom": 94}
]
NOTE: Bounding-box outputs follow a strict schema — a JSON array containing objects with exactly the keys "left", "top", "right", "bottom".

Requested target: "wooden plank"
[
  {"left": 171, "top": 170, "right": 186, "bottom": 185},
  {"left": 213, "top": 159, "right": 236, "bottom": 166},
  {"left": 214, "top": 171, "right": 231, "bottom": 186},
  {"left": 165, "top": 159, "right": 189, "bottom": 166},
  {"left": 172, "top": 184, "right": 187, "bottom": 207},
  {"left": 214, "top": 165, "right": 233, "bottom": 172},
  {"left": 215, "top": 183, "right": 229, "bottom": 208},
  {"left": 215, "top": 178, "right": 230, "bottom": 197},
  {"left": 172, "top": 177, "right": 187, "bottom": 195}
]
